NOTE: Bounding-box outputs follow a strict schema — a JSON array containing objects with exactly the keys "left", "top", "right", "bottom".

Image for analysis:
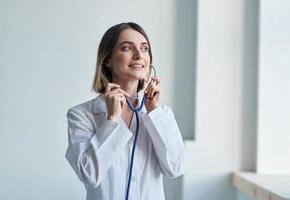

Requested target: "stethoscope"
[{"left": 124, "top": 65, "right": 157, "bottom": 200}]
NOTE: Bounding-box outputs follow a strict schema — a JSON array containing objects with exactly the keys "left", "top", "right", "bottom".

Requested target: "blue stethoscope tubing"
[
  {"left": 124, "top": 65, "right": 156, "bottom": 200},
  {"left": 124, "top": 94, "right": 147, "bottom": 200}
]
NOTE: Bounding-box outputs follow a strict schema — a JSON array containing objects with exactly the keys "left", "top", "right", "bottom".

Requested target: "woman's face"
[{"left": 108, "top": 28, "right": 151, "bottom": 83}]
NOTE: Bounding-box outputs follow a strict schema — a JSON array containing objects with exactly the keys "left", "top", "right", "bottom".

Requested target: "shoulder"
[
  {"left": 67, "top": 94, "right": 105, "bottom": 117},
  {"left": 68, "top": 99, "right": 94, "bottom": 114}
]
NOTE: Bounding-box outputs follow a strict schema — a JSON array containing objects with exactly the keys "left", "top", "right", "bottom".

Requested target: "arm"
[
  {"left": 65, "top": 107, "right": 132, "bottom": 188},
  {"left": 143, "top": 105, "right": 186, "bottom": 178}
]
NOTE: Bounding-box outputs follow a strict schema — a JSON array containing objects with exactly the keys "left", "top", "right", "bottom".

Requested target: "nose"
[{"left": 133, "top": 48, "right": 141, "bottom": 60}]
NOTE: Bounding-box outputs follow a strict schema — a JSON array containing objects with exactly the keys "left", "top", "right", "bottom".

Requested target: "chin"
[{"left": 130, "top": 72, "right": 147, "bottom": 80}]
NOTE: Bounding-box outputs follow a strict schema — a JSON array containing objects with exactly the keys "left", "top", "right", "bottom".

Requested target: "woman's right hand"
[{"left": 104, "top": 83, "right": 129, "bottom": 121}]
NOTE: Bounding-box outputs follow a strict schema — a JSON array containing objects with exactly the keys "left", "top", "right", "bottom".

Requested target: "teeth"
[{"left": 129, "top": 64, "right": 143, "bottom": 68}]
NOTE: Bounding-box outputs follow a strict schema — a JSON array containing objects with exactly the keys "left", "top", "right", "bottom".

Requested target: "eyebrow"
[{"left": 118, "top": 41, "right": 149, "bottom": 46}]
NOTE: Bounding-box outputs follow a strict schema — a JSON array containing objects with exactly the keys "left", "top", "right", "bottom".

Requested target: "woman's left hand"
[{"left": 144, "top": 77, "right": 162, "bottom": 113}]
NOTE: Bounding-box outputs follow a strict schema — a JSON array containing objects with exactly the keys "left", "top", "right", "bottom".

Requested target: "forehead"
[{"left": 117, "top": 28, "right": 148, "bottom": 44}]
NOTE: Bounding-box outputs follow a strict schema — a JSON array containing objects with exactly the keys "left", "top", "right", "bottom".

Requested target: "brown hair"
[{"left": 92, "top": 22, "right": 153, "bottom": 93}]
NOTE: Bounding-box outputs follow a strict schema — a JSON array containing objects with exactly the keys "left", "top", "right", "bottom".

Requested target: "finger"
[
  {"left": 107, "top": 93, "right": 125, "bottom": 100},
  {"left": 149, "top": 85, "right": 160, "bottom": 99},
  {"left": 113, "top": 96, "right": 126, "bottom": 104},
  {"left": 120, "top": 97, "right": 126, "bottom": 108},
  {"left": 150, "top": 87, "right": 156, "bottom": 99},
  {"left": 105, "top": 89, "right": 120, "bottom": 98},
  {"left": 107, "top": 88, "right": 128, "bottom": 97},
  {"left": 105, "top": 83, "right": 120, "bottom": 93},
  {"left": 153, "top": 77, "right": 160, "bottom": 85},
  {"left": 106, "top": 86, "right": 130, "bottom": 97},
  {"left": 150, "top": 77, "right": 160, "bottom": 85},
  {"left": 117, "top": 88, "right": 130, "bottom": 97},
  {"left": 146, "top": 86, "right": 154, "bottom": 99},
  {"left": 108, "top": 88, "right": 123, "bottom": 95},
  {"left": 144, "top": 83, "right": 152, "bottom": 95},
  {"left": 145, "top": 82, "right": 154, "bottom": 94},
  {"left": 147, "top": 84, "right": 157, "bottom": 97}
]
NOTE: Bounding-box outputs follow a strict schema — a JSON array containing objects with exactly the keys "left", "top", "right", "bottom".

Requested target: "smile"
[{"left": 128, "top": 63, "right": 145, "bottom": 69}]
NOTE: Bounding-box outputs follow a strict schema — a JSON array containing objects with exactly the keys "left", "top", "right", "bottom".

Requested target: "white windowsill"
[{"left": 231, "top": 172, "right": 290, "bottom": 200}]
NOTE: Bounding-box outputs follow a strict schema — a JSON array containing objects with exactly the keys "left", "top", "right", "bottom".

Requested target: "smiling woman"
[
  {"left": 92, "top": 23, "right": 153, "bottom": 94},
  {"left": 106, "top": 29, "right": 151, "bottom": 91},
  {"left": 65, "top": 22, "right": 186, "bottom": 200}
]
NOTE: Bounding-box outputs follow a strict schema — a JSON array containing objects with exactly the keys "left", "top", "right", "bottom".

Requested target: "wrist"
[
  {"left": 146, "top": 105, "right": 159, "bottom": 113},
  {"left": 107, "top": 115, "right": 119, "bottom": 121}
]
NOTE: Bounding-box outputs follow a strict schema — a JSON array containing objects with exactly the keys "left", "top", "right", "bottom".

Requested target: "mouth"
[{"left": 128, "top": 63, "right": 145, "bottom": 70}]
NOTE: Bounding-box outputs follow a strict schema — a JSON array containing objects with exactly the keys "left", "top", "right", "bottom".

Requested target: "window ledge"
[{"left": 231, "top": 172, "right": 290, "bottom": 200}]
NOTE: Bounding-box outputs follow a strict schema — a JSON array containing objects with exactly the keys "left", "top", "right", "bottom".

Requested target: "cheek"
[
  {"left": 111, "top": 54, "right": 130, "bottom": 69},
  {"left": 144, "top": 54, "right": 151, "bottom": 64},
  {"left": 113, "top": 50, "right": 130, "bottom": 61},
  {"left": 115, "top": 54, "right": 127, "bottom": 63}
]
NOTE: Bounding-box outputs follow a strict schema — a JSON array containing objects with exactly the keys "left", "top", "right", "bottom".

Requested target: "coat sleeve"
[
  {"left": 143, "top": 105, "right": 186, "bottom": 178},
  {"left": 65, "top": 107, "right": 132, "bottom": 188}
]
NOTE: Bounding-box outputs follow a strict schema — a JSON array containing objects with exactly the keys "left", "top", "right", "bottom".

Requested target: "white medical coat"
[{"left": 65, "top": 92, "right": 186, "bottom": 200}]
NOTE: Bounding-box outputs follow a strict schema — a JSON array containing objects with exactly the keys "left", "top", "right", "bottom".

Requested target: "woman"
[{"left": 65, "top": 22, "right": 186, "bottom": 200}]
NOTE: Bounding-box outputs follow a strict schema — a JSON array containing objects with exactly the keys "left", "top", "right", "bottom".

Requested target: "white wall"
[
  {"left": 0, "top": 0, "right": 185, "bottom": 199},
  {"left": 257, "top": 0, "right": 290, "bottom": 174},
  {"left": 183, "top": 0, "right": 258, "bottom": 200},
  {"left": 0, "top": 0, "right": 259, "bottom": 200}
]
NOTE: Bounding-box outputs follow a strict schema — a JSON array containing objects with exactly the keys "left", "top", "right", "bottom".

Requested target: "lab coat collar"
[
  {"left": 93, "top": 94, "right": 107, "bottom": 114},
  {"left": 93, "top": 91, "right": 147, "bottom": 114}
]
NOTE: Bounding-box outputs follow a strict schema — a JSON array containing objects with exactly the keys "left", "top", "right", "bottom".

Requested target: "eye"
[
  {"left": 121, "top": 45, "right": 132, "bottom": 52},
  {"left": 141, "top": 46, "right": 149, "bottom": 52}
]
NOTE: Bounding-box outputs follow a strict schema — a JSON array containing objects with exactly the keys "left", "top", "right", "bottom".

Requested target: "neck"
[{"left": 112, "top": 78, "right": 139, "bottom": 98}]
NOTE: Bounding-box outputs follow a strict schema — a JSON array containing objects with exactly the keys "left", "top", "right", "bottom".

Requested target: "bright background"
[{"left": 1, "top": 0, "right": 289, "bottom": 200}]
